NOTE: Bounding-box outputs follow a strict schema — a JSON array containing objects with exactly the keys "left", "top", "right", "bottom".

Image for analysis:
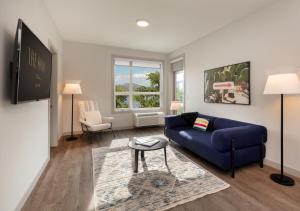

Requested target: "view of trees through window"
[
  {"left": 114, "top": 58, "right": 161, "bottom": 110},
  {"left": 175, "top": 70, "right": 184, "bottom": 114}
]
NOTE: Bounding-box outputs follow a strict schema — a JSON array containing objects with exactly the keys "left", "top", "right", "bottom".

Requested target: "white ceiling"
[{"left": 43, "top": 0, "right": 275, "bottom": 53}]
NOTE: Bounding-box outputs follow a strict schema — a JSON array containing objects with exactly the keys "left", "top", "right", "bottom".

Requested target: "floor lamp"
[
  {"left": 63, "top": 82, "right": 82, "bottom": 141},
  {"left": 264, "top": 73, "right": 300, "bottom": 186}
]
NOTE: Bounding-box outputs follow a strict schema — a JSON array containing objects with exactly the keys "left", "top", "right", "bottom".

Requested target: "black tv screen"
[{"left": 11, "top": 19, "right": 52, "bottom": 104}]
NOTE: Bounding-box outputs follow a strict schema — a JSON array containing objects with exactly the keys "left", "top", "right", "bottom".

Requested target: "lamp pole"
[
  {"left": 270, "top": 94, "right": 294, "bottom": 186},
  {"left": 264, "top": 73, "right": 300, "bottom": 186},
  {"left": 63, "top": 82, "right": 82, "bottom": 141},
  {"left": 281, "top": 94, "right": 283, "bottom": 178},
  {"left": 66, "top": 94, "right": 77, "bottom": 141}
]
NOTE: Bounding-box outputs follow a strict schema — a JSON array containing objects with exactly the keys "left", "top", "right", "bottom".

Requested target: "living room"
[{"left": 0, "top": 0, "right": 300, "bottom": 211}]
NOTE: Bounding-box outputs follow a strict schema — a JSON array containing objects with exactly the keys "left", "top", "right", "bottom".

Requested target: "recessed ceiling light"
[{"left": 136, "top": 19, "right": 149, "bottom": 28}]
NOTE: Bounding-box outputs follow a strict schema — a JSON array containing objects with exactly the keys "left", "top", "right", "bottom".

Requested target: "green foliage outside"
[
  {"left": 116, "top": 85, "right": 128, "bottom": 92},
  {"left": 116, "top": 71, "right": 160, "bottom": 109},
  {"left": 116, "top": 95, "right": 129, "bottom": 108},
  {"left": 175, "top": 87, "right": 184, "bottom": 102},
  {"left": 133, "top": 95, "right": 160, "bottom": 108}
]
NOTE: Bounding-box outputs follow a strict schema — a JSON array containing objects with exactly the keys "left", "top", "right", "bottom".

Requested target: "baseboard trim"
[
  {"left": 15, "top": 157, "right": 50, "bottom": 211},
  {"left": 265, "top": 159, "right": 300, "bottom": 178}
]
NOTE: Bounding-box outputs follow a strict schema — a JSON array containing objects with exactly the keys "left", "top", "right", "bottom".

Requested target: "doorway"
[{"left": 49, "top": 42, "right": 59, "bottom": 147}]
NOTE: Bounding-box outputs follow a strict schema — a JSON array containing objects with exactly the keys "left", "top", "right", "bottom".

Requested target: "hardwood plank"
[{"left": 22, "top": 127, "right": 300, "bottom": 211}]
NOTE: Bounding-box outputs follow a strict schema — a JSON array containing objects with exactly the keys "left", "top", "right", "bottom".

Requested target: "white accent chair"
[{"left": 78, "top": 100, "right": 115, "bottom": 139}]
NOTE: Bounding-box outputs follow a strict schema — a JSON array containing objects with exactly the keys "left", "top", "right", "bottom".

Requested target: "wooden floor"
[{"left": 22, "top": 127, "right": 300, "bottom": 211}]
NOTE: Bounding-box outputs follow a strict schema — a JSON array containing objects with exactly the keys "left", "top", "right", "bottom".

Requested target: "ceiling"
[{"left": 43, "top": 0, "right": 275, "bottom": 53}]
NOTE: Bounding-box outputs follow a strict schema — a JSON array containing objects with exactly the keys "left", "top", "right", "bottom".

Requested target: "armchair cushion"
[
  {"left": 83, "top": 111, "right": 102, "bottom": 124},
  {"left": 87, "top": 123, "right": 111, "bottom": 131},
  {"left": 80, "top": 120, "right": 94, "bottom": 127}
]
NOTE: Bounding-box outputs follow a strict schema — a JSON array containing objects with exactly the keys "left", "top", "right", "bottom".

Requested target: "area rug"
[{"left": 92, "top": 137, "right": 230, "bottom": 211}]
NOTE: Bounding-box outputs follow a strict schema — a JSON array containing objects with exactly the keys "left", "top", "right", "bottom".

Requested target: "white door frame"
[{"left": 48, "top": 41, "right": 59, "bottom": 147}]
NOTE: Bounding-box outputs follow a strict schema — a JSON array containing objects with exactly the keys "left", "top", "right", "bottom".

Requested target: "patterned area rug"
[{"left": 92, "top": 137, "right": 230, "bottom": 211}]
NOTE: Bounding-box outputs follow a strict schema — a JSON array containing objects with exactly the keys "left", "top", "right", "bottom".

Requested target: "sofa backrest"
[{"left": 213, "top": 118, "right": 249, "bottom": 130}]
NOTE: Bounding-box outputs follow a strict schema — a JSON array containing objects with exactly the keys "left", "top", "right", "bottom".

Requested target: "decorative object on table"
[
  {"left": 78, "top": 100, "right": 115, "bottom": 141},
  {"left": 92, "top": 136, "right": 229, "bottom": 211},
  {"left": 170, "top": 100, "right": 183, "bottom": 115},
  {"left": 264, "top": 73, "right": 300, "bottom": 186},
  {"left": 63, "top": 81, "right": 82, "bottom": 141},
  {"left": 165, "top": 113, "right": 267, "bottom": 178},
  {"left": 134, "top": 137, "right": 160, "bottom": 147},
  {"left": 204, "top": 61, "right": 250, "bottom": 105},
  {"left": 193, "top": 117, "right": 210, "bottom": 131},
  {"left": 128, "top": 137, "right": 168, "bottom": 173}
]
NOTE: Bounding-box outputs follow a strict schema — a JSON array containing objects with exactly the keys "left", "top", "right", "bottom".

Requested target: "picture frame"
[{"left": 204, "top": 61, "right": 250, "bottom": 105}]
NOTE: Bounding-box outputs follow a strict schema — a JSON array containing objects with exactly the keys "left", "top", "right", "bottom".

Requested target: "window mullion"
[{"left": 129, "top": 61, "right": 133, "bottom": 109}]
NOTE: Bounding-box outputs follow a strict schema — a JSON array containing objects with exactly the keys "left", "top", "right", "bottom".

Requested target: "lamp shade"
[
  {"left": 264, "top": 73, "right": 300, "bottom": 95},
  {"left": 63, "top": 83, "right": 82, "bottom": 95},
  {"left": 170, "top": 101, "right": 183, "bottom": 111}
]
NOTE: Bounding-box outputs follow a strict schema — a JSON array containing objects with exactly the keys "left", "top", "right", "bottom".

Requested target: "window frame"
[
  {"left": 170, "top": 55, "right": 185, "bottom": 113},
  {"left": 112, "top": 56, "right": 164, "bottom": 112}
]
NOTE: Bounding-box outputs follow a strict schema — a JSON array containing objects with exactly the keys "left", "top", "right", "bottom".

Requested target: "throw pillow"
[
  {"left": 181, "top": 112, "right": 198, "bottom": 126},
  {"left": 84, "top": 111, "right": 102, "bottom": 125},
  {"left": 193, "top": 117, "right": 210, "bottom": 131}
]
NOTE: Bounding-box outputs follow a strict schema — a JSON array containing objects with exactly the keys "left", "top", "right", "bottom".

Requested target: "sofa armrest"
[
  {"left": 165, "top": 115, "right": 190, "bottom": 129},
  {"left": 211, "top": 125, "right": 267, "bottom": 152}
]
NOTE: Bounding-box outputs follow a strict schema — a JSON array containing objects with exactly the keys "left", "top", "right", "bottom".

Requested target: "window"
[
  {"left": 113, "top": 58, "right": 162, "bottom": 111},
  {"left": 171, "top": 57, "right": 184, "bottom": 113},
  {"left": 175, "top": 70, "right": 184, "bottom": 102}
]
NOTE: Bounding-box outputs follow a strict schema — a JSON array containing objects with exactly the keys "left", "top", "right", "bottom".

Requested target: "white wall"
[
  {"left": 62, "top": 41, "right": 168, "bottom": 133},
  {"left": 169, "top": 0, "right": 300, "bottom": 173},
  {"left": 0, "top": 0, "right": 63, "bottom": 210}
]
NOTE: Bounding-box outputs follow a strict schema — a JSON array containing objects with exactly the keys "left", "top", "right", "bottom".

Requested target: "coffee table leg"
[
  {"left": 134, "top": 150, "right": 139, "bottom": 173},
  {"left": 141, "top": 151, "right": 144, "bottom": 160},
  {"left": 164, "top": 147, "right": 167, "bottom": 165}
]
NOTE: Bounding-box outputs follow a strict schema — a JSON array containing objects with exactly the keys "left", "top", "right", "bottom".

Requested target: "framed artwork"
[{"left": 204, "top": 61, "right": 250, "bottom": 105}]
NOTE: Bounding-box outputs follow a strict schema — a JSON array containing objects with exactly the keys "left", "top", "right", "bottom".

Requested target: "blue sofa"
[{"left": 164, "top": 112, "right": 267, "bottom": 177}]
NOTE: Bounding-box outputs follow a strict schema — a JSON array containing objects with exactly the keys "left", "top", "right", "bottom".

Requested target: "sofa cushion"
[
  {"left": 193, "top": 117, "right": 209, "bottom": 131},
  {"left": 166, "top": 127, "right": 213, "bottom": 148},
  {"left": 165, "top": 115, "right": 190, "bottom": 129},
  {"left": 180, "top": 112, "right": 198, "bottom": 126},
  {"left": 198, "top": 113, "right": 216, "bottom": 131},
  {"left": 213, "top": 118, "right": 248, "bottom": 130}
]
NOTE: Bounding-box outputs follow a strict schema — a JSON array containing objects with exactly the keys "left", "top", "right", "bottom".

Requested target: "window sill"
[{"left": 113, "top": 107, "right": 162, "bottom": 114}]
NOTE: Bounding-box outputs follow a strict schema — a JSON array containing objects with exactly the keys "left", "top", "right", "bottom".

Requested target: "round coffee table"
[{"left": 128, "top": 137, "right": 169, "bottom": 173}]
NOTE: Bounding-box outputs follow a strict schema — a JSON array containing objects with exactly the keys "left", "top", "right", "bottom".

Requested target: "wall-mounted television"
[{"left": 11, "top": 19, "right": 52, "bottom": 104}]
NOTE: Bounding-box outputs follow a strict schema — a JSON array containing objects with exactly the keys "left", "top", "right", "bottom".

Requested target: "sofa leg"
[
  {"left": 260, "top": 160, "right": 264, "bottom": 168},
  {"left": 231, "top": 140, "right": 235, "bottom": 178}
]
